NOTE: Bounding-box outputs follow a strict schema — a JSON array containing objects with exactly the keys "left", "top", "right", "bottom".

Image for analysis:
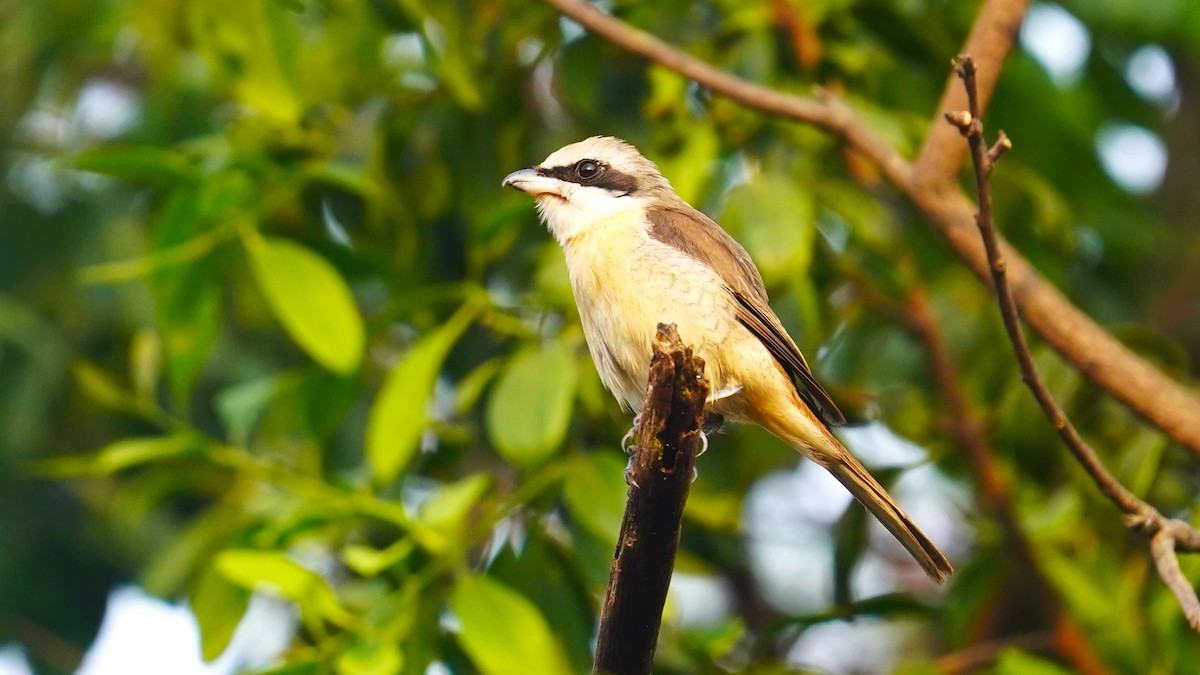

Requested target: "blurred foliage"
[{"left": 2, "top": 0, "right": 1200, "bottom": 673}]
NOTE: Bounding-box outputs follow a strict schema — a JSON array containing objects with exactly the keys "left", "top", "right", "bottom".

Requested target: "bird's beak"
[{"left": 502, "top": 168, "right": 566, "bottom": 199}]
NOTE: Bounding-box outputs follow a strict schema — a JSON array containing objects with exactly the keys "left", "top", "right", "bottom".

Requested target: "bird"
[{"left": 502, "top": 136, "right": 952, "bottom": 584}]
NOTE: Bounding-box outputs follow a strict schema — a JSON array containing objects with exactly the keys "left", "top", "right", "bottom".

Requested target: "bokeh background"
[{"left": 2, "top": 0, "right": 1199, "bottom": 673}]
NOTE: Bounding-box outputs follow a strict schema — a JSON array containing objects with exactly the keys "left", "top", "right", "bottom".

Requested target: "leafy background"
[{"left": 1, "top": 0, "right": 1199, "bottom": 673}]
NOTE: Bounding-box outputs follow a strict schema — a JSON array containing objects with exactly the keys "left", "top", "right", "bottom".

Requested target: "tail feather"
[
  {"left": 827, "top": 453, "right": 953, "bottom": 584},
  {"left": 744, "top": 385, "right": 953, "bottom": 583}
]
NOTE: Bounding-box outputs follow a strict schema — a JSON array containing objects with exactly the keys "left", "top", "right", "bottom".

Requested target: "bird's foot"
[
  {"left": 621, "top": 413, "right": 642, "bottom": 455},
  {"left": 701, "top": 412, "right": 724, "bottom": 436}
]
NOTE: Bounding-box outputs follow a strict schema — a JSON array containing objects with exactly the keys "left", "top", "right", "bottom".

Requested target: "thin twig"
[
  {"left": 850, "top": 276, "right": 1107, "bottom": 673},
  {"left": 913, "top": 0, "right": 1029, "bottom": 184},
  {"left": 904, "top": 289, "right": 1110, "bottom": 674},
  {"left": 538, "top": 0, "right": 1200, "bottom": 456},
  {"left": 935, "top": 631, "right": 1055, "bottom": 675},
  {"left": 949, "top": 54, "right": 1200, "bottom": 632}
]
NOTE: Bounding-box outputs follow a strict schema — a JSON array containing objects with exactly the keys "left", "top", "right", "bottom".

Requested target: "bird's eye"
[{"left": 575, "top": 160, "right": 600, "bottom": 179}]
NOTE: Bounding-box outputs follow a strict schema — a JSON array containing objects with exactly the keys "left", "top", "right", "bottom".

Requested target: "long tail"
[
  {"left": 825, "top": 450, "right": 953, "bottom": 584},
  {"left": 751, "top": 394, "right": 953, "bottom": 584}
]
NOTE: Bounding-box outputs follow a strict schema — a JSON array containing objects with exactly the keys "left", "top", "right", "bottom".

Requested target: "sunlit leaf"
[
  {"left": 129, "top": 329, "right": 161, "bottom": 404},
  {"left": 417, "top": 473, "right": 491, "bottom": 553},
  {"left": 449, "top": 574, "right": 571, "bottom": 675},
  {"left": 72, "top": 360, "right": 133, "bottom": 411},
  {"left": 215, "top": 549, "right": 352, "bottom": 627},
  {"left": 187, "top": 0, "right": 302, "bottom": 122},
  {"left": 995, "top": 648, "right": 1074, "bottom": 675},
  {"left": 341, "top": 540, "right": 415, "bottom": 578},
  {"left": 243, "top": 232, "right": 365, "bottom": 374},
  {"left": 39, "top": 434, "right": 199, "bottom": 477},
  {"left": 486, "top": 341, "right": 577, "bottom": 468},
  {"left": 366, "top": 308, "right": 475, "bottom": 485},
  {"left": 652, "top": 122, "right": 719, "bottom": 205},
  {"left": 191, "top": 565, "right": 250, "bottom": 661},
  {"left": 335, "top": 639, "right": 403, "bottom": 675},
  {"left": 79, "top": 227, "right": 232, "bottom": 286}
]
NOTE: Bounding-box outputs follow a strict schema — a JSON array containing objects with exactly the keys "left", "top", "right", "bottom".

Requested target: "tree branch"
[
  {"left": 948, "top": 54, "right": 1200, "bottom": 632},
  {"left": 539, "top": 0, "right": 1200, "bottom": 457},
  {"left": 592, "top": 323, "right": 708, "bottom": 675}
]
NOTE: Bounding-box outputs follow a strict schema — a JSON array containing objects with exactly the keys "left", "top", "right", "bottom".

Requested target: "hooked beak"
[{"left": 502, "top": 168, "right": 566, "bottom": 199}]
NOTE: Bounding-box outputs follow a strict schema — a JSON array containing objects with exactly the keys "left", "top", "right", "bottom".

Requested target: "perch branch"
[
  {"left": 592, "top": 324, "right": 709, "bottom": 675},
  {"left": 539, "top": 0, "right": 1200, "bottom": 457},
  {"left": 949, "top": 54, "right": 1200, "bottom": 632}
]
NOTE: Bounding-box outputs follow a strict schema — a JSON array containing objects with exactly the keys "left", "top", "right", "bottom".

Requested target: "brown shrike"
[{"left": 503, "top": 136, "right": 952, "bottom": 583}]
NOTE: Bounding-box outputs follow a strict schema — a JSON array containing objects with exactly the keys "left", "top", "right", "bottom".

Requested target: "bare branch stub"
[
  {"left": 592, "top": 323, "right": 709, "bottom": 675},
  {"left": 948, "top": 54, "right": 1200, "bottom": 632}
]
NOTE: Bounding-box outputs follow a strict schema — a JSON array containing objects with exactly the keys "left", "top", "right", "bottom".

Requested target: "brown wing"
[{"left": 646, "top": 205, "right": 846, "bottom": 426}]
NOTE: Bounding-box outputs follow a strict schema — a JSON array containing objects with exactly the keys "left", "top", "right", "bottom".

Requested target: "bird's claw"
[
  {"left": 621, "top": 427, "right": 637, "bottom": 455},
  {"left": 621, "top": 413, "right": 642, "bottom": 455},
  {"left": 701, "top": 412, "right": 724, "bottom": 436}
]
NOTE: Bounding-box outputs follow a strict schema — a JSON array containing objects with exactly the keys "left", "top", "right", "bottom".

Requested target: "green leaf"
[
  {"left": 146, "top": 188, "right": 224, "bottom": 404},
  {"left": 129, "top": 329, "right": 162, "bottom": 404},
  {"left": 341, "top": 539, "right": 414, "bottom": 578},
  {"left": 191, "top": 565, "right": 250, "bottom": 661},
  {"left": 39, "top": 434, "right": 199, "bottom": 477},
  {"left": 452, "top": 357, "right": 503, "bottom": 414},
  {"left": 79, "top": 227, "right": 231, "bottom": 286},
  {"left": 719, "top": 174, "right": 815, "bottom": 282},
  {"left": 994, "top": 648, "right": 1074, "bottom": 675},
  {"left": 215, "top": 549, "right": 352, "bottom": 627},
  {"left": 187, "top": 0, "right": 302, "bottom": 123},
  {"left": 216, "top": 373, "right": 290, "bottom": 448},
  {"left": 485, "top": 341, "right": 577, "bottom": 468},
  {"left": 417, "top": 473, "right": 491, "bottom": 553},
  {"left": 72, "top": 360, "right": 134, "bottom": 411},
  {"left": 74, "top": 145, "right": 194, "bottom": 185},
  {"left": 366, "top": 308, "right": 475, "bottom": 485},
  {"left": 335, "top": 640, "right": 403, "bottom": 675},
  {"left": 449, "top": 574, "right": 571, "bottom": 675},
  {"left": 243, "top": 232, "right": 364, "bottom": 374},
  {"left": 562, "top": 453, "right": 628, "bottom": 540},
  {"left": 651, "top": 123, "right": 719, "bottom": 205}
]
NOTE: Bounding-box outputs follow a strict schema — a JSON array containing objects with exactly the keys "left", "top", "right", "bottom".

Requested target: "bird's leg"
[
  {"left": 621, "top": 413, "right": 642, "bottom": 455},
  {"left": 701, "top": 412, "right": 725, "bottom": 437},
  {"left": 691, "top": 427, "right": 705, "bottom": 480},
  {"left": 621, "top": 413, "right": 642, "bottom": 486}
]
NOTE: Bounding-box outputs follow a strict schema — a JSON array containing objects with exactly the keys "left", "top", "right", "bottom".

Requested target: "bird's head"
[{"left": 502, "top": 136, "right": 675, "bottom": 243}]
